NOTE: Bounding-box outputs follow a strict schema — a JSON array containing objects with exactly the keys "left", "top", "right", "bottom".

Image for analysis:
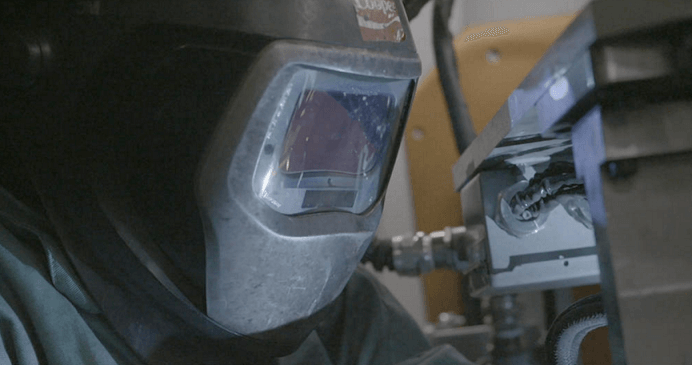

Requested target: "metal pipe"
[{"left": 363, "top": 226, "right": 481, "bottom": 276}]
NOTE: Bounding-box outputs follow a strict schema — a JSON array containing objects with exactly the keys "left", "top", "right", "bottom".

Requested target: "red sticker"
[{"left": 353, "top": 0, "right": 406, "bottom": 42}]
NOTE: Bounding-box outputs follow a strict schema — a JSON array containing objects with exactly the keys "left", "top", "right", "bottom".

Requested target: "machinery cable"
[
  {"left": 433, "top": 0, "right": 476, "bottom": 155},
  {"left": 545, "top": 294, "right": 608, "bottom": 365}
]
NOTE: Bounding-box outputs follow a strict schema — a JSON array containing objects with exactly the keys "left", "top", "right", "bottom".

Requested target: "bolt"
[
  {"left": 606, "top": 160, "right": 637, "bottom": 180},
  {"left": 486, "top": 48, "right": 501, "bottom": 64},
  {"left": 607, "top": 162, "right": 618, "bottom": 177},
  {"left": 411, "top": 128, "right": 425, "bottom": 141}
]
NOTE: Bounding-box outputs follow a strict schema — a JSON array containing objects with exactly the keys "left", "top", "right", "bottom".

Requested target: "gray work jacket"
[{"left": 0, "top": 186, "right": 471, "bottom": 365}]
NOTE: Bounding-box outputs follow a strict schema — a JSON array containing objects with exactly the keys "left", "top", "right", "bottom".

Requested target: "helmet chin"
[
  {"left": 202, "top": 198, "right": 382, "bottom": 335},
  {"left": 98, "top": 175, "right": 381, "bottom": 339},
  {"left": 246, "top": 294, "right": 342, "bottom": 356}
]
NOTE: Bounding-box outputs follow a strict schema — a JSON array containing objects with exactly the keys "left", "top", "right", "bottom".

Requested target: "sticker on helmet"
[{"left": 353, "top": 0, "right": 406, "bottom": 42}]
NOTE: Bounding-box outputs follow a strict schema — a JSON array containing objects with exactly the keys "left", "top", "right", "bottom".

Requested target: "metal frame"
[{"left": 453, "top": 1, "right": 692, "bottom": 363}]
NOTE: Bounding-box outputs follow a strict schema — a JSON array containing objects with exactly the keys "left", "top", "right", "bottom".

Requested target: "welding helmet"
[{"left": 3, "top": 0, "right": 421, "bottom": 360}]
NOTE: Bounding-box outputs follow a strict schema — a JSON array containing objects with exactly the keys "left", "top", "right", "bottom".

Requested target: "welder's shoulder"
[
  {"left": 349, "top": 268, "right": 475, "bottom": 365},
  {"left": 0, "top": 223, "right": 41, "bottom": 365},
  {"left": 0, "top": 219, "right": 124, "bottom": 365},
  {"left": 394, "top": 344, "right": 475, "bottom": 365},
  {"left": 303, "top": 267, "right": 474, "bottom": 365}
]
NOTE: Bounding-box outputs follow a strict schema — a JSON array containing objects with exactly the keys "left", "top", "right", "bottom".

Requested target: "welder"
[{"left": 0, "top": 0, "right": 472, "bottom": 363}]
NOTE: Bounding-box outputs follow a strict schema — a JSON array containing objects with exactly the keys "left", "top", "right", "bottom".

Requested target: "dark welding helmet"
[{"left": 2, "top": 0, "right": 420, "bottom": 360}]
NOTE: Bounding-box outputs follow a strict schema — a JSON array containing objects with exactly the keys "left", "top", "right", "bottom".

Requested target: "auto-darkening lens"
[
  {"left": 279, "top": 90, "right": 392, "bottom": 175},
  {"left": 252, "top": 68, "right": 412, "bottom": 215}
]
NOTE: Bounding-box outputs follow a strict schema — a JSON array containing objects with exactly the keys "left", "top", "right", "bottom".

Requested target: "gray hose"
[
  {"left": 555, "top": 313, "right": 607, "bottom": 365},
  {"left": 545, "top": 294, "right": 608, "bottom": 365}
]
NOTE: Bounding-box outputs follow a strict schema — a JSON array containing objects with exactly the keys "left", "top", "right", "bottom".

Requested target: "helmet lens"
[
  {"left": 279, "top": 90, "right": 392, "bottom": 175},
  {"left": 252, "top": 68, "right": 411, "bottom": 215}
]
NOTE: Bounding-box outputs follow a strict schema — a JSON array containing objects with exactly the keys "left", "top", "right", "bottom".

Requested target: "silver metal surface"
[
  {"left": 452, "top": 5, "right": 596, "bottom": 189},
  {"left": 427, "top": 325, "right": 493, "bottom": 363},
  {"left": 450, "top": 2, "right": 692, "bottom": 361},
  {"left": 388, "top": 226, "right": 479, "bottom": 276},
  {"left": 461, "top": 170, "right": 600, "bottom": 296},
  {"left": 452, "top": 0, "right": 692, "bottom": 190},
  {"left": 392, "top": 231, "right": 435, "bottom": 276}
]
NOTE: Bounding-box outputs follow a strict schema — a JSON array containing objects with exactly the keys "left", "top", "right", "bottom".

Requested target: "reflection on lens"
[
  {"left": 252, "top": 68, "right": 412, "bottom": 215},
  {"left": 280, "top": 90, "right": 392, "bottom": 175}
]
